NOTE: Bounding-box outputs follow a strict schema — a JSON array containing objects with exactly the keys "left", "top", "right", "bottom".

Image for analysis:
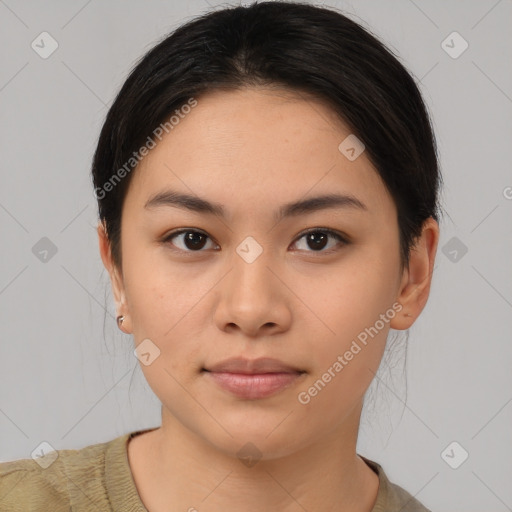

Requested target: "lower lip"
[{"left": 204, "top": 371, "right": 304, "bottom": 399}]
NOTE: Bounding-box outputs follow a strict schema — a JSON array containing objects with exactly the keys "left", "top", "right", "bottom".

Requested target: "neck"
[{"left": 128, "top": 403, "right": 379, "bottom": 512}]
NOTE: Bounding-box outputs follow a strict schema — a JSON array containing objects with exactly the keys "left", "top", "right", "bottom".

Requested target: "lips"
[{"left": 202, "top": 357, "right": 306, "bottom": 399}]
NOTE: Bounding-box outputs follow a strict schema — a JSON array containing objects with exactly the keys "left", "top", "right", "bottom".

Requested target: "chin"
[{"left": 197, "top": 415, "right": 312, "bottom": 463}]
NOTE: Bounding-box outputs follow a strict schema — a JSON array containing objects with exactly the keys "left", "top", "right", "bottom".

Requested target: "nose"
[{"left": 213, "top": 248, "right": 292, "bottom": 338}]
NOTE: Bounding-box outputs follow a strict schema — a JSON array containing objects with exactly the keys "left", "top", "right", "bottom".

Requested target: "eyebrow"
[{"left": 144, "top": 188, "right": 368, "bottom": 222}]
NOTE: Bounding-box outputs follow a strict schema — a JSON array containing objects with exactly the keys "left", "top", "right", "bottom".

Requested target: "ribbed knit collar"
[{"left": 105, "top": 428, "right": 156, "bottom": 511}]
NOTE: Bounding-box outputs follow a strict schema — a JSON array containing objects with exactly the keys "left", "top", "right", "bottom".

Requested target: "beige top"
[{"left": 0, "top": 427, "right": 431, "bottom": 511}]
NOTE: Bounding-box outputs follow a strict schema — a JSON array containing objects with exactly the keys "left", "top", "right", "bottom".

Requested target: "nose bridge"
[{"left": 229, "top": 236, "right": 277, "bottom": 304}]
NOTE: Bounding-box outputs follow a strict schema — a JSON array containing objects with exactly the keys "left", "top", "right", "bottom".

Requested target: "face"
[{"left": 99, "top": 87, "right": 437, "bottom": 460}]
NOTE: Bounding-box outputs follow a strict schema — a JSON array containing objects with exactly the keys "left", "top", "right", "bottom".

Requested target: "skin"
[{"left": 98, "top": 86, "right": 439, "bottom": 512}]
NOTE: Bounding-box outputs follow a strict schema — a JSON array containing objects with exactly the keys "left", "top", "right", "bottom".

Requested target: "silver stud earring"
[{"left": 116, "top": 315, "right": 125, "bottom": 329}]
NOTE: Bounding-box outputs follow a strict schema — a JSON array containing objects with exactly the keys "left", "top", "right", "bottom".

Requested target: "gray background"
[{"left": 1, "top": 1, "right": 511, "bottom": 510}]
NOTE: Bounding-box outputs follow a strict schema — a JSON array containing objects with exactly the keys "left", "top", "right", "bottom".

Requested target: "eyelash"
[{"left": 161, "top": 227, "right": 349, "bottom": 255}]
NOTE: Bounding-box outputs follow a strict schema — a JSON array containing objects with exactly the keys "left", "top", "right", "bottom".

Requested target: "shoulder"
[
  {"left": 360, "top": 456, "right": 432, "bottom": 512},
  {"left": 0, "top": 435, "right": 122, "bottom": 511},
  {"left": 0, "top": 457, "right": 65, "bottom": 511}
]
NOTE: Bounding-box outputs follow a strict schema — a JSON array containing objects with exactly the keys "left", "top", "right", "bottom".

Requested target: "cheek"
[
  {"left": 296, "top": 248, "right": 398, "bottom": 380},
  {"left": 121, "top": 241, "right": 194, "bottom": 329},
  {"left": 123, "top": 256, "right": 214, "bottom": 372},
  {"left": 302, "top": 253, "right": 398, "bottom": 338},
  {"left": 295, "top": 293, "right": 391, "bottom": 426}
]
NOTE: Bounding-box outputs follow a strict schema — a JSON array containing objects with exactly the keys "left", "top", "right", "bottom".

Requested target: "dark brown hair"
[{"left": 91, "top": 1, "right": 443, "bottom": 273}]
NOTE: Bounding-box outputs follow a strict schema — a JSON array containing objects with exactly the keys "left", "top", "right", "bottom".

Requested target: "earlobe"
[{"left": 390, "top": 217, "right": 440, "bottom": 331}]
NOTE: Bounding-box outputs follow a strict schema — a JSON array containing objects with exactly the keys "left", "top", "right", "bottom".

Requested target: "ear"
[
  {"left": 390, "top": 217, "right": 440, "bottom": 330},
  {"left": 97, "top": 221, "right": 132, "bottom": 333}
]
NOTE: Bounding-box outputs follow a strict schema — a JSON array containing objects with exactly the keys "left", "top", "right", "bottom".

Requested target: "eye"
[
  {"left": 163, "top": 229, "right": 218, "bottom": 252},
  {"left": 291, "top": 228, "right": 349, "bottom": 253},
  {"left": 162, "top": 227, "right": 349, "bottom": 254}
]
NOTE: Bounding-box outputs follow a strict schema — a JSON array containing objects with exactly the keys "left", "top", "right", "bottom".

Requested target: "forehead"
[{"left": 124, "top": 87, "right": 395, "bottom": 221}]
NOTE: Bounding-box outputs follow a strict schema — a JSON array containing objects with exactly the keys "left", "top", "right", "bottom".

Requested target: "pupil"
[
  {"left": 185, "top": 232, "right": 206, "bottom": 250},
  {"left": 308, "top": 232, "right": 327, "bottom": 250}
]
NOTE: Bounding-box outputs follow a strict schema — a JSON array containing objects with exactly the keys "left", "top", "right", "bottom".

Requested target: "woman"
[{"left": 0, "top": 2, "right": 441, "bottom": 510}]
